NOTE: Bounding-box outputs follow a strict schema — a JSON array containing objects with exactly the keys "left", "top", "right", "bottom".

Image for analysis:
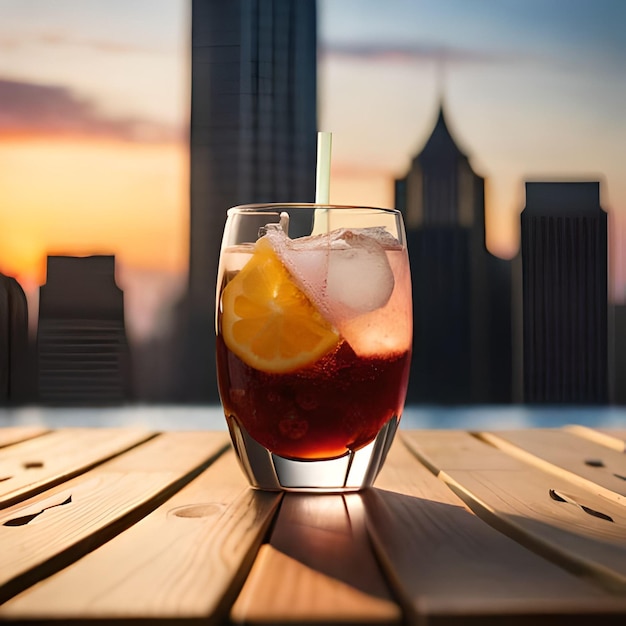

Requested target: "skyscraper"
[
  {"left": 521, "top": 181, "right": 608, "bottom": 403},
  {"left": 396, "top": 106, "right": 513, "bottom": 403},
  {"left": 180, "top": 0, "right": 318, "bottom": 401},
  {"left": 614, "top": 303, "right": 626, "bottom": 404},
  {"left": 0, "top": 273, "right": 29, "bottom": 403},
  {"left": 37, "top": 256, "right": 131, "bottom": 405}
]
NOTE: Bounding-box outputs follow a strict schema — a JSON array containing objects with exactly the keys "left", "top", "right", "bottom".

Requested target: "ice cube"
[
  {"left": 326, "top": 230, "right": 395, "bottom": 317},
  {"left": 263, "top": 226, "right": 397, "bottom": 322}
]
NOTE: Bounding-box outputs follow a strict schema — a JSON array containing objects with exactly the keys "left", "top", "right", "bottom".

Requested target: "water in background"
[{"left": 1, "top": 405, "right": 625, "bottom": 431}]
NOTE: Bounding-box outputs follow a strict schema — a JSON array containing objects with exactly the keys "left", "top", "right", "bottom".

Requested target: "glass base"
[{"left": 225, "top": 415, "right": 400, "bottom": 492}]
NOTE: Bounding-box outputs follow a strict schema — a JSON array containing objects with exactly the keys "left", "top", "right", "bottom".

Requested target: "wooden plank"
[
  {"left": 0, "top": 431, "right": 228, "bottom": 605},
  {"left": 0, "top": 428, "right": 154, "bottom": 508},
  {"left": 362, "top": 436, "right": 624, "bottom": 625},
  {"left": 480, "top": 429, "right": 626, "bottom": 505},
  {"left": 0, "top": 446, "right": 279, "bottom": 625},
  {"left": 0, "top": 427, "right": 48, "bottom": 449},
  {"left": 565, "top": 426, "right": 626, "bottom": 452},
  {"left": 597, "top": 429, "right": 626, "bottom": 444},
  {"left": 403, "top": 430, "right": 626, "bottom": 595},
  {"left": 231, "top": 492, "right": 401, "bottom": 624}
]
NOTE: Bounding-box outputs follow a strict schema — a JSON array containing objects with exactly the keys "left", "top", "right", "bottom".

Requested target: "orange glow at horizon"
[{"left": 0, "top": 136, "right": 189, "bottom": 286}]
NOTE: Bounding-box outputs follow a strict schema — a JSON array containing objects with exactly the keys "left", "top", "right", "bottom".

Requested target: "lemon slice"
[{"left": 221, "top": 238, "right": 339, "bottom": 373}]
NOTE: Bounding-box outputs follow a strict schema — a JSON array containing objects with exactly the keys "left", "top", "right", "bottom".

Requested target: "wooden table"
[{"left": 1, "top": 424, "right": 625, "bottom": 624}]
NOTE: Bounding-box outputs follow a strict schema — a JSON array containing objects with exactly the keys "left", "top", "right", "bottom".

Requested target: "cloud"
[
  {"left": 319, "top": 41, "right": 537, "bottom": 66},
  {"left": 0, "top": 78, "right": 183, "bottom": 142},
  {"left": 0, "top": 31, "right": 169, "bottom": 55}
]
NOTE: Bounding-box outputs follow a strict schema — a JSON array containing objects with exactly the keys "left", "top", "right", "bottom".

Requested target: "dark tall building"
[
  {"left": 37, "top": 256, "right": 131, "bottom": 405},
  {"left": 396, "top": 106, "right": 513, "bottom": 404},
  {"left": 179, "top": 0, "right": 318, "bottom": 401},
  {"left": 614, "top": 303, "right": 626, "bottom": 404},
  {"left": 0, "top": 273, "right": 30, "bottom": 403},
  {"left": 521, "top": 182, "right": 608, "bottom": 403}
]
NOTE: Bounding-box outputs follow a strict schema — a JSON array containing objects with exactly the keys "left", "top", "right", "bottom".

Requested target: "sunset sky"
[
  {"left": 0, "top": 0, "right": 190, "bottom": 337},
  {"left": 0, "top": 0, "right": 624, "bottom": 339}
]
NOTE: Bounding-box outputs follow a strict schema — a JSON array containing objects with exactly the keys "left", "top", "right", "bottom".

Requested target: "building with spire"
[{"left": 396, "top": 106, "right": 514, "bottom": 404}]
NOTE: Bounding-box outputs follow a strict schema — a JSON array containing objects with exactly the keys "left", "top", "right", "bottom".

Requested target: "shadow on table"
[{"left": 264, "top": 488, "right": 626, "bottom": 624}]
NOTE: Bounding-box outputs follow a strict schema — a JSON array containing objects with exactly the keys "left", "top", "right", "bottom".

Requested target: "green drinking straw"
[
  {"left": 315, "top": 131, "right": 332, "bottom": 204},
  {"left": 313, "top": 131, "right": 332, "bottom": 234}
]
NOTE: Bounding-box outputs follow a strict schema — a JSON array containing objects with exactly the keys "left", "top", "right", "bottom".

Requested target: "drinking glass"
[{"left": 216, "top": 204, "right": 412, "bottom": 491}]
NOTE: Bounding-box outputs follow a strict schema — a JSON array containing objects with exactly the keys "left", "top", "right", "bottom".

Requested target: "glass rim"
[{"left": 227, "top": 203, "right": 401, "bottom": 216}]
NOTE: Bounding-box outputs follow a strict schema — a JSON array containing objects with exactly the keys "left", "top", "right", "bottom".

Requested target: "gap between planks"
[
  {"left": 477, "top": 428, "right": 626, "bottom": 507},
  {"left": 402, "top": 430, "right": 626, "bottom": 598},
  {"left": 0, "top": 427, "right": 49, "bottom": 449},
  {"left": 0, "top": 428, "right": 159, "bottom": 509},
  {"left": 0, "top": 431, "right": 230, "bottom": 606},
  {"left": 564, "top": 425, "right": 626, "bottom": 453},
  {"left": 231, "top": 491, "right": 402, "bottom": 625},
  {"left": 0, "top": 444, "right": 280, "bottom": 625}
]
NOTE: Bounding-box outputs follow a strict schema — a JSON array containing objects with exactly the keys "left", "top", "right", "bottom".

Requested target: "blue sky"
[
  {"left": 318, "top": 0, "right": 626, "bottom": 280},
  {"left": 320, "top": 0, "right": 626, "bottom": 66}
]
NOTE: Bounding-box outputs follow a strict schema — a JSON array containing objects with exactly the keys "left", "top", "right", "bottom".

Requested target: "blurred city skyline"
[{"left": 0, "top": 0, "right": 625, "bottom": 343}]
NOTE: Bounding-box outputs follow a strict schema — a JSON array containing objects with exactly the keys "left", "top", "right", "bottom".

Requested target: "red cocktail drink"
[{"left": 216, "top": 205, "right": 412, "bottom": 490}]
